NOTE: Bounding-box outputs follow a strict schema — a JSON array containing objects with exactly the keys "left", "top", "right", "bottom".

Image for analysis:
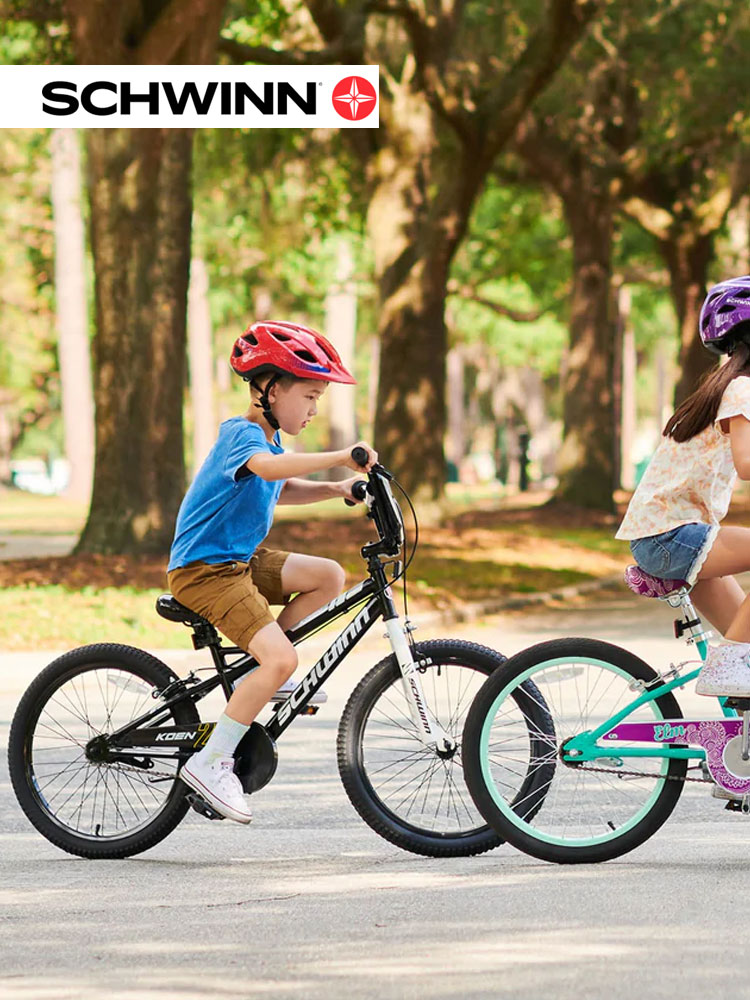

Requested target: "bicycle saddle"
[
  {"left": 623, "top": 565, "right": 687, "bottom": 599},
  {"left": 155, "top": 594, "right": 211, "bottom": 627}
]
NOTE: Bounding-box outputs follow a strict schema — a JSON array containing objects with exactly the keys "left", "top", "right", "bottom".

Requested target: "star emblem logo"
[{"left": 332, "top": 76, "right": 377, "bottom": 121}]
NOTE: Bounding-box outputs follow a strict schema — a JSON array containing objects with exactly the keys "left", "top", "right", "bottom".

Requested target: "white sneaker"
[
  {"left": 180, "top": 755, "right": 252, "bottom": 823},
  {"left": 232, "top": 672, "right": 328, "bottom": 706},
  {"left": 271, "top": 677, "right": 328, "bottom": 705},
  {"left": 696, "top": 642, "right": 750, "bottom": 698}
]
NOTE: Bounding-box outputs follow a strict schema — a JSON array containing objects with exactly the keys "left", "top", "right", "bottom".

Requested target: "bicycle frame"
[{"left": 105, "top": 558, "right": 453, "bottom": 760}]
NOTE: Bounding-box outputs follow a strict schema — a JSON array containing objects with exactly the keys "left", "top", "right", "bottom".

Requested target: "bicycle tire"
[
  {"left": 337, "top": 638, "right": 553, "bottom": 858},
  {"left": 462, "top": 637, "right": 687, "bottom": 864},
  {"left": 8, "top": 643, "right": 200, "bottom": 859}
]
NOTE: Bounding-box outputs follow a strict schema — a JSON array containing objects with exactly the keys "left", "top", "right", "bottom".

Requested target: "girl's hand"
[
  {"left": 339, "top": 475, "right": 369, "bottom": 503},
  {"left": 341, "top": 441, "right": 378, "bottom": 472}
]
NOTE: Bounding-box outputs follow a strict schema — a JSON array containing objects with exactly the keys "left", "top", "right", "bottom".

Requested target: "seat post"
[{"left": 665, "top": 587, "right": 713, "bottom": 651}]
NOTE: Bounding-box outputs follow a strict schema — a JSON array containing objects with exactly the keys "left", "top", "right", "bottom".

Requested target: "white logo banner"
[{"left": 0, "top": 65, "right": 379, "bottom": 128}]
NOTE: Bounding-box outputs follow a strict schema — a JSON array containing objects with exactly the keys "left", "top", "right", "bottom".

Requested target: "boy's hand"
[
  {"left": 339, "top": 475, "right": 369, "bottom": 503},
  {"left": 341, "top": 441, "right": 378, "bottom": 472}
]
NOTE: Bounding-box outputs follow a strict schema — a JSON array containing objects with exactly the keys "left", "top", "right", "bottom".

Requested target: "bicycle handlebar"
[
  {"left": 344, "top": 447, "right": 403, "bottom": 556},
  {"left": 352, "top": 446, "right": 369, "bottom": 468},
  {"left": 343, "top": 479, "right": 369, "bottom": 507}
]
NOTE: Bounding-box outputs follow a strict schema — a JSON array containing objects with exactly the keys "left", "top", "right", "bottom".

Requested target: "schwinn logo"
[
  {"left": 275, "top": 605, "right": 372, "bottom": 726},
  {"left": 0, "top": 66, "right": 379, "bottom": 129},
  {"left": 293, "top": 581, "right": 370, "bottom": 633},
  {"left": 409, "top": 678, "right": 432, "bottom": 734},
  {"left": 42, "top": 81, "right": 317, "bottom": 117}
]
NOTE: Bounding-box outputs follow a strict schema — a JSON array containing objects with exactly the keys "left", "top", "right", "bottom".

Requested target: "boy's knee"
[
  {"left": 248, "top": 625, "right": 298, "bottom": 673},
  {"left": 277, "top": 644, "right": 298, "bottom": 678},
  {"left": 320, "top": 558, "right": 346, "bottom": 595}
]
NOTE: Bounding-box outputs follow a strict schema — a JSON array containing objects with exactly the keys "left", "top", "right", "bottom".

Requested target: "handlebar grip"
[
  {"left": 344, "top": 479, "right": 368, "bottom": 507},
  {"left": 351, "top": 446, "right": 369, "bottom": 468}
]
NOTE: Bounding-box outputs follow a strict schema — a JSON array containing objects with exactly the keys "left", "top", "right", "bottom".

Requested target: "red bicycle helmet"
[
  {"left": 231, "top": 321, "right": 356, "bottom": 384},
  {"left": 230, "top": 321, "right": 355, "bottom": 430}
]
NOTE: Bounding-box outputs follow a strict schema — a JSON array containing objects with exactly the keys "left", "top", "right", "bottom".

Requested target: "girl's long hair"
[{"left": 664, "top": 331, "right": 750, "bottom": 442}]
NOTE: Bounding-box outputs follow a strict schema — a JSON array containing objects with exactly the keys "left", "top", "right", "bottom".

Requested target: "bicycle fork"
[{"left": 384, "top": 617, "right": 457, "bottom": 754}]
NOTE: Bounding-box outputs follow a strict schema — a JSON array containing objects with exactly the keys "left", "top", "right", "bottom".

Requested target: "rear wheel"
[
  {"left": 462, "top": 638, "right": 687, "bottom": 864},
  {"left": 337, "top": 639, "right": 553, "bottom": 857},
  {"left": 8, "top": 643, "right": 200, "bottom": 859}
]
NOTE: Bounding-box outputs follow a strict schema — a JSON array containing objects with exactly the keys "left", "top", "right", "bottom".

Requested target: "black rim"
[{"left": 23, "top": 665, "right": 182, "bottom": 842}]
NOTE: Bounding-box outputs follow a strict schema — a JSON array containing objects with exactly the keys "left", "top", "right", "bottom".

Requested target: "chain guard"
[{"left": 234, "top": 722, "right": 278, "bottom": 794}]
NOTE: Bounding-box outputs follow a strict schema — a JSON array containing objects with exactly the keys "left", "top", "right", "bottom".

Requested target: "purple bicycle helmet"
[{"left": 700, "top": 275, "right": 750, "bottom": 354}]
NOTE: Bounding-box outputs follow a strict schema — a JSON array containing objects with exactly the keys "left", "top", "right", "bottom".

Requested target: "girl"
[{"left": 616, "top": 275, "right": 750, "bottom": 698}]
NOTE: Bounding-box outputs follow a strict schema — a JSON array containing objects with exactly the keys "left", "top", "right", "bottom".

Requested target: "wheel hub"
[
  {"left": 436, "top": 740, "right": 457, "bottom": 761},
  {"left": 85, "top": 735, "right": 111, "bottom": 763}
]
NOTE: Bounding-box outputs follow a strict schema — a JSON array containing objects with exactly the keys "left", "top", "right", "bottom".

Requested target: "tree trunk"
[
  {"left": 659, "top": 233, "right": 716, "bottom": 407},
  {"left": 446, "top": 345, "right": 466, "bottom": 472},
  {"left": 555, "top": 192, "right": 617, "bottom": 511},
  {"left": 76, "top": 128, "right": 192, "bottom": 554},
  {"left": 65, "top": 0, "right": 227, "bottom": 554},
  {"left": 618, "top": 286, "right": 636, "bottom": 490},
  {"left": 326, "top": 237, "right": 358, "bottom": 477},
  {"left": 187, "top": 256, "right": 216, "bottom": 475},
  {"left": 50, "top": 128, "right": 95, "bottom": 504},
  {"left": 369, "top": 102, "right": 478, "bottom": 497}
]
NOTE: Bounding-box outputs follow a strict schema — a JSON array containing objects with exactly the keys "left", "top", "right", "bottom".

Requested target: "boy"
[{"left": 168, "top": 320, "right": 377, "bottom": 823}]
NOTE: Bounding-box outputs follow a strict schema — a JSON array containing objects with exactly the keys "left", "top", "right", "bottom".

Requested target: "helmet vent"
[
  {"left": 718, "top": 304, "right": 736, "bottom": 314},
  {"left": 294, "top": 349, "right": 320, "bottom": 364},
  {"left": 734, "top": 290, "right": 750, "bottom": 299},
  {"left": 272, "top": 331, "right": 291, "bottom": 342},
  {"left": 245, "top": 332, "right": 258, "bottom": 346}
]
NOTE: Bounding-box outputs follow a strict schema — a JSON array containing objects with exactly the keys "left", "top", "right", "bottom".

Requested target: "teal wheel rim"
[{"left": 479, "top": 656, "right": 672, "bottom": 849}]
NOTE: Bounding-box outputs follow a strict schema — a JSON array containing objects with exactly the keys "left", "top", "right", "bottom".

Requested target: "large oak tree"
[
  {"left": 222, "top": 0, "right": 599, "bottom": 496},
  {"left": 65, "top": 0, "right": 227, "bottom": 553}
]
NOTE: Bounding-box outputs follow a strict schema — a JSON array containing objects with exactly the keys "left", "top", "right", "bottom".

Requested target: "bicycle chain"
[
  {"left": 99, "top": 760, "right": 181, "bottom": 782},
  {"left": 576, "top": 763, "right": 705, "bottom": 783}
]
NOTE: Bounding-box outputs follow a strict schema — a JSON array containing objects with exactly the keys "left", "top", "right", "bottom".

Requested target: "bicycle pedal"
[
  {"left": 711, "top": 785, "right": 743, "bottom": 802},
  {"left": 185, "top": 791, "right": 226, "bottom": 821},
  {"left": 725, "top": 698, "right": 750, "bottom": 711},
  {"left": 725, "top": 799, "right": 743, "bottom": 812}
]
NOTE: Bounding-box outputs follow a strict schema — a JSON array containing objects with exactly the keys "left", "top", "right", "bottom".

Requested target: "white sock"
[{"left": 198, "top": 712, "right": 250, "bottom": 765}]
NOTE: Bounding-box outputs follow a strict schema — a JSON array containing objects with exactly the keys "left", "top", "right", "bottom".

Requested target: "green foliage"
[
  {"left": 0, "top": 13, "right": 71, "bottom": 64},
  {"left": 192, "top": 125, "right": 375, "bottom": 433},
  {"left": 0, "top": 129, "right": 60, "bottom": 459},
  {"left": 448, "top": 175, "right": 570, "bottom": 376}
]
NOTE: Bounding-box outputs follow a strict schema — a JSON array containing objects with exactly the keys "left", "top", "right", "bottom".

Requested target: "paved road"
[{"left": 3, "top": 587, "right": 750, "bottom": 999}]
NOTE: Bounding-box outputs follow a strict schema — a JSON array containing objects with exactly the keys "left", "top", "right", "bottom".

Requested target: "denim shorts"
[{"left": 629, "top": 522, "right": 719, "bottom": 585}]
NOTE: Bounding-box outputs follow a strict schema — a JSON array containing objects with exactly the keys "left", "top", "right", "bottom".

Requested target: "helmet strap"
[{"left": 249, "top": 375, "right": 281, "bottom": 431}]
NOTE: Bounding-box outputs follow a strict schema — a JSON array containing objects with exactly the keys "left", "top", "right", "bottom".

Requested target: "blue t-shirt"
[{"left": 168, "top": 417, "right": 285, "bottom": 571}]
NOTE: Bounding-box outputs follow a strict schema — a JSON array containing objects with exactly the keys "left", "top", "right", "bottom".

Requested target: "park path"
[
  {"left": 0, "top": 533, "right": 76, "bottom": 560},
  {"left": 3, "top": 585, "right": 750, "bottom": 999}
]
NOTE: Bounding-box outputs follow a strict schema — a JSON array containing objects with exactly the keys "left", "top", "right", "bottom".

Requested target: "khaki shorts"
[{"left": 167, "top": 547, "right": 290, "bottom": 649}]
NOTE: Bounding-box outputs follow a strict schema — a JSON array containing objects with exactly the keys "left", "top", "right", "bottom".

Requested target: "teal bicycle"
[{"left": 462, "top": 565, "right": 750, "bottom": 863}]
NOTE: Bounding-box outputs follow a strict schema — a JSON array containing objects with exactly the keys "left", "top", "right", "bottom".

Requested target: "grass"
[
  {"left": 0, "top": 484, "right": 630, "bottom": 650},
  {"left": 0, "top": 488, "right": 87, "bottom": 535},
  {"left": 0, "top": 584, "right": 195, "bottom": 651}
]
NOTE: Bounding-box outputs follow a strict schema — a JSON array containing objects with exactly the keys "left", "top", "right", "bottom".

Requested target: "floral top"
[{"left": 616, "top": 375, "right": 750, "bottom": 541}]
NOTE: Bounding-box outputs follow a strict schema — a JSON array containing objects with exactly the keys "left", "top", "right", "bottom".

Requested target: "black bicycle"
[{"left": 8, "top": 449, "right": 550, "bottom": 860}]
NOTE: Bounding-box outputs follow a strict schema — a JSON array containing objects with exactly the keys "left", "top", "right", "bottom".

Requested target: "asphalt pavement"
[{"left": 3, "top": 586, "right": 750, "bottom": 999}]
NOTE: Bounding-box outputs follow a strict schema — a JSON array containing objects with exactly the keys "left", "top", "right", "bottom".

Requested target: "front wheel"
[
  {"left": 462, "top": 637, "right": 687, "bottom": 864},
  {"left": 8, "top": 643, "right": 200, "bottom": 859},
  {"left": 337, "top": 638, "right": 552, "bottom": 857}
]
